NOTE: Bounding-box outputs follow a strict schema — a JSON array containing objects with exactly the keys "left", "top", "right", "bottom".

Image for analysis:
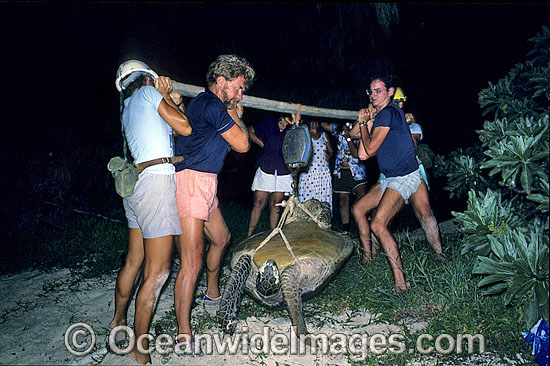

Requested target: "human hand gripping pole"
[
  {"left": 155, "top": 76, "right": 173, "bottom": 97},
  {"left": 358, "top": 108, "right": 371, "bottom": 159}
]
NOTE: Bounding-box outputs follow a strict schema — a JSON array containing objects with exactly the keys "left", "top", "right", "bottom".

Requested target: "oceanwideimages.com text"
[{"left": 65, "top": 323, "right": 485, "bottom": 360}]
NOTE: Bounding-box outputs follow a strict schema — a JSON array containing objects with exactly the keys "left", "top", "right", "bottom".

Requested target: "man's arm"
[
  {"left": 170, "top": 92, "right": 185, "bottom": 112},
  {"left": 411, "top": 134, "right": 420, "bottom": 150},
  {"left": 221, "top": 103, "right": 250, "bottom": 153},
  {"left": 349, "top": 120, "right": 361, "bottom": 139},
  {"left": 248, "top": 125, "right": 264, "bottom": 148},
  {"left": 359, "top": 124, "right": 388, "bottom": 157},
  {"left": 342, "top": 129, "right": 359, "bottom": 158},
  {"left": 155, "top": 77, "right": 192, "bottom": 136},
  {"left": 357, "top": 108, "right": 389, "bottom": 158}
]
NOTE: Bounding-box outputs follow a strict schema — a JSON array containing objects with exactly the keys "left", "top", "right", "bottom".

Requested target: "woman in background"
[{"left": 297, "top": 120, "right": 333, "bottom": 214}]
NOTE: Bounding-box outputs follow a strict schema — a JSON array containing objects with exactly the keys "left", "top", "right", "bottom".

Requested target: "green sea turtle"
[{"left": 219, "top": 198, "right": 354, "bottom": 337}]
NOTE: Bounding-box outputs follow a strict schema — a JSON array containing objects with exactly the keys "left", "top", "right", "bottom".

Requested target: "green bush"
[
  {"left": 433, "top": 146, "right": 492, "bottom": 199},
  {"left": 438, "top": 26, "right": 549, "bottom": 328}
]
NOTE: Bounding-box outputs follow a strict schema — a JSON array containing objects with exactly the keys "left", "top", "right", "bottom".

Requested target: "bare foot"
[
  {"left": 393, "top": 282, "right": 410, "bottom": 293},
  {"left": 128, "top": 347, "right": 151, "bottom": 365},
  {"left": 360, "top": 249, "right": 372, "bottom": 264},
  {"left": 434, "top": 252, "right": 446, "bottom": 261},
  {"left": 108, "top": 320, "right": 127, "bottom": 343},
  {"left": 361, "top": 242, "right": 381, "bottom": 263},
  {"left": 109, "top": 318, "right": 126, "bottom": 330}
]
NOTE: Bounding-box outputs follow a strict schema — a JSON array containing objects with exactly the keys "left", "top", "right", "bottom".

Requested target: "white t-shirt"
[
  {"left": 123, "top": 86, "right": 175, "bottom": 175},
  {"left": 409, "top": 122, "right": 423, "bottom": 141}
]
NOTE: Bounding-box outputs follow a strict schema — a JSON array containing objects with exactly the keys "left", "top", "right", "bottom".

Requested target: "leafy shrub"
[
  {"left": 433, "top": 146, "right": 492, "bottom": 198},
  {"left": 438, "top": 26, "right": 549, "bottom": 328}
]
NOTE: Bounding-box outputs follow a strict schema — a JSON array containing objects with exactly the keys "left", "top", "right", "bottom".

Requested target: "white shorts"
[
  {"left": 251, "top": 167, "right": 293, "bottom": 194},
  {"left": 123, "top": 173, "right": 182, "bottom": 238},
  {"left": 380, "top": 168, "right": 422, "bottom": 204}
]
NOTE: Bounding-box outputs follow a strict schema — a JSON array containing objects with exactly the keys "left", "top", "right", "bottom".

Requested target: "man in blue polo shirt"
[
  {"left": 172, "top": 54, "right": 255, "bottom": 352},
  {"left": 352, "top": 74, "right": 442, "bottom": 292}
]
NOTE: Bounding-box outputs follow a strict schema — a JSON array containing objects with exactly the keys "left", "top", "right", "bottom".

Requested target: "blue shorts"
[
  {"left": 380, "top": 168, "right": 422, "bottom": 204},
  {"left": 123, "top": 173, "right": 182, "bottom": 238}
]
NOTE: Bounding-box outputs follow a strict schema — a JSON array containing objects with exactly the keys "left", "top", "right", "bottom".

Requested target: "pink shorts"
[{"left": 175, "top": 169, "right": 219, "bottom": 221}]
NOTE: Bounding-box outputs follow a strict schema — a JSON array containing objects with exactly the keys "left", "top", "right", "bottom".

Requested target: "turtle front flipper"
[
  {"left": 219, "top": 254, "right": 252, "bottom": 335},
  {"left": 281, "top": 262, "right": 308, "bottom": 337}
]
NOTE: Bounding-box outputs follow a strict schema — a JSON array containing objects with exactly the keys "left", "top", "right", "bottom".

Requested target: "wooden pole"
[{"left": 172, "top": 81, "right": 359, "bottom": 121}]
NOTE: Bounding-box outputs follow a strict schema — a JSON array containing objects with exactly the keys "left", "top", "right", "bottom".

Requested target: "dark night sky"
[{"left": 1, "top": 2, "right": 549, "bottom": 195}]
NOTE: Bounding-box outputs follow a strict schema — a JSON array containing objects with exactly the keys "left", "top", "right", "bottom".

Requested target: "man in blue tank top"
[{"left": 352, "top": 74, "right": 443, "bottom": 292}]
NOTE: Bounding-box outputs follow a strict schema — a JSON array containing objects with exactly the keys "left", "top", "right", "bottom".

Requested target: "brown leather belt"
[{"left": 135, "top": 156, "right": 184, "bottom": 174}]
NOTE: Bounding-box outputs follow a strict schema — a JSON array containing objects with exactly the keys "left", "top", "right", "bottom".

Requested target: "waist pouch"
[{"left": 107, "top": 156, "right": 139, "bottom": 198}]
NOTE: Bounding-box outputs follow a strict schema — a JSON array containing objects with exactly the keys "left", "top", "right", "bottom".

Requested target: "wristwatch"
[
  {"left": 359, "top": 120, "right": 367, "bottom": 126},
  {"left": 346, "top": 137, "right": 352, "bottom": 142}
]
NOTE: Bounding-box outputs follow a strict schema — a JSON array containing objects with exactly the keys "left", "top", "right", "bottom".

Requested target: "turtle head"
[
  {"left": 300, "top": 199, "right": 331, "bottom": 229},
  {"left": 256, "top": 259, "right": 281, "bottom": 297}
]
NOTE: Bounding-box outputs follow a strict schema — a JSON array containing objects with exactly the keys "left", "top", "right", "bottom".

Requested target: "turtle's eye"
[{"left": 256, "top": 259, "right": 280, "bottom": 297}]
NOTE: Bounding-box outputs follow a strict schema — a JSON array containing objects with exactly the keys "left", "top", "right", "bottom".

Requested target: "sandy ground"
[{"left": 0, "top": 219, "right": 531, "bottom": 365}]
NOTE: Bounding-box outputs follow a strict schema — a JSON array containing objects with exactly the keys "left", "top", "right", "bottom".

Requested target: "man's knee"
[
  {"left": 123, "top": 254, "right": 143, "bottom": 270},
  {"left": 211, "top": 232, "right": 231, "bottom": 249},
  {"left": 143, "top": 269, "right": 170, "bottom": 289},
  {"left": 351, "top": 203, "right": 363, "bottom": 220},
  {"left": 370, "top": 218, "right": 387, "bottom": 237},
  {"left": 415, "top": 205, "right": 434, "bottom": 221}
]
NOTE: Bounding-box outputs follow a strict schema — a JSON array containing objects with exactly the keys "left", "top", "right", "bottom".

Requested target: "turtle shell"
[{"left": 230, "top": 220, "right": 354, "bottom": 307}]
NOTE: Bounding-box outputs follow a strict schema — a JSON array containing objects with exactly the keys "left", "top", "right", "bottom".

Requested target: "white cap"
[{"left": 115, "top": 60, "right": 159, "bottom": 92}]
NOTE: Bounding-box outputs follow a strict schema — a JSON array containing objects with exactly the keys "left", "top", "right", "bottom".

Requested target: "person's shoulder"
[
  {"left": 388, "top": 103, "right": 402, "bottom": 114},
  {"left": 192, "top": 90, "right": 214, "bottom": 103},
  {"left": 135, "top": 85, "right": 162, "bottom": 104},
  {"left": 140, "top": 85, "right": 160, "bottom": 96},
  {"left": 410, "top": 123, "right": 423, "bottom": 132},
  {"left": 377, "top": 104, "right": 398, "bottom": 119},
  {"left": 387, "top": 103, "right": 406, "bottom": 121},
  {"left": 189, "top": 91, "right": 222, "bottom": 111},
  {"left": 203, "top": 91, "right": 225, "bottom": 110},
  {"left": 191, "top": 90, "right": 214, "bottom": 101}
]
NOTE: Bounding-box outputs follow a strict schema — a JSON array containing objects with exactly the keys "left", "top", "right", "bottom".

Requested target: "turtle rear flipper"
[
  {"left": 219, "top": 254, "right": 251, "bottom": 335},
  {"left": 281, "top": 263, "right": 308, "bottom": 337}
]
